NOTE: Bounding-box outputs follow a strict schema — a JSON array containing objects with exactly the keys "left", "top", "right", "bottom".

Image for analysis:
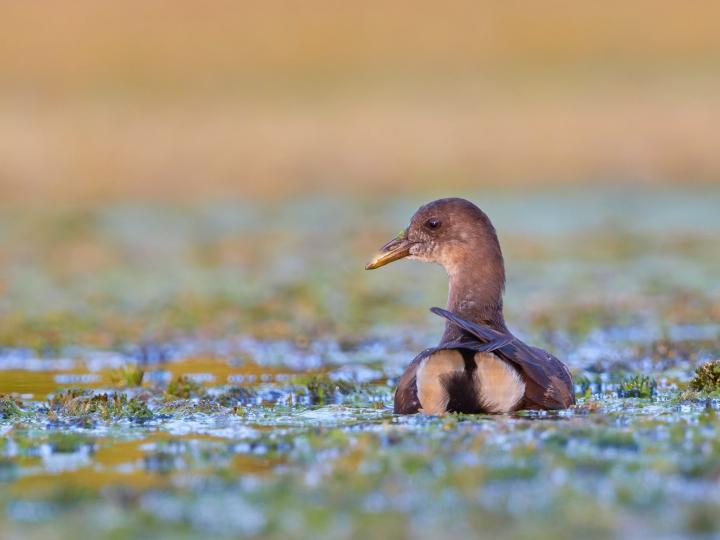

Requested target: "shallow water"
[{"left": 1, "top": 186, "right": 720, "bottom": 539}]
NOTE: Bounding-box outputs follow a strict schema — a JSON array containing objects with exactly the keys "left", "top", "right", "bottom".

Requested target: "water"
[{"left": 1, "top": 186, "right": 719, "bottom": 539}]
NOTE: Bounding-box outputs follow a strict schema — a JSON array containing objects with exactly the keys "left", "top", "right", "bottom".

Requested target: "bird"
[{"left": 365, "top": 197, "right": 575, "bottom": 415}]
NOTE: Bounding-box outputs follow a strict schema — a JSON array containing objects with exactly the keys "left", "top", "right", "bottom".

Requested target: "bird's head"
[{"left": 365, "top": 198, "right": 502, "bottom": 275}]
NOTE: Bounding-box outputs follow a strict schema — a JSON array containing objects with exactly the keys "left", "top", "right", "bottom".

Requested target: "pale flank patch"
[
  {"left": 416, "top": 350, "right": 465, "bottom": 415},
  {"left": 474, "top": 353, "right": 525, "bottom": 413}
]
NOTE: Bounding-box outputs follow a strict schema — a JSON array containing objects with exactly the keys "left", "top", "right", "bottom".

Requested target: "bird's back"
[{"left": 393, "top": 308, "right": 575, "bottom": 414}]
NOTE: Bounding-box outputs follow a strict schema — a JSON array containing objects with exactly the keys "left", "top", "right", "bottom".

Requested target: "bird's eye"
[{"left": 425, "top": 218, "right": 441, "bottom": 230}]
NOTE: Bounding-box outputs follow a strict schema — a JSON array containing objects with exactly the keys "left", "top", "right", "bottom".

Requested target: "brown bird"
[{"left": 365, "top": 198, "right": 575, "bottom": 414}]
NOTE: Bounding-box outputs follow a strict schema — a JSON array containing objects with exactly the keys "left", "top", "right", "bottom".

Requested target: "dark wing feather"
[
  {"left": 393, "top": 349, "right": 429, "bottom": 414},
  {"left": 430, "top": 307, "right": 507, "bottom": 342},
  {"left": 524, "top": 346, "right": 576, "bottom": 410},
  {"left": 430, "top": 307, "right": 575, "bottom": 410}
]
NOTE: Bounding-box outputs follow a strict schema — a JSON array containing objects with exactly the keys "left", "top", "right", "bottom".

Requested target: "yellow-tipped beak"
[{"left": 365, "top": 235, "right": 413, "bottom": 270}]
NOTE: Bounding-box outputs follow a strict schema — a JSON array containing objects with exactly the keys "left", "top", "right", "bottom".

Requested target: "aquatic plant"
[
  {"left": 216, "top": 386, "right": 256, "bottom": 407},
  {"left": 294, "top": 374, "right": 357, "bottom": 405},
  {"left": 690, "top": 360, "right": 720, "bottom": 393},
  {"left": 0, "top": 396, "right": 24, "bottom": 419},
  {"left": 109, "top": 364, "right": 145, "bottom": 387},
  {"left": 617, "top": 375, "right": 657, "bottom": 398},
  {"left": 47, "top": 389, "right": 152, "bottom": 421},
  {"left": 157, "top": 398, "right": 223, "bottom": 415},
  {"left": 166, "top": 375, "right": 204, "bottom": 399},
  {"left": 124, "top": 397, "right": 153, "bottom": 420},
  {"left": 574, "top": 374, "right": 600, "bottom": 399},
  {"left": 47, "top": 388, "right": 92, "bottom": 414}
]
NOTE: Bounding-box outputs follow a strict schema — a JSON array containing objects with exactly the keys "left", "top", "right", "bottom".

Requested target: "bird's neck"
[{"left": 441, "top": 248, "right": 508, "bottom": 342}]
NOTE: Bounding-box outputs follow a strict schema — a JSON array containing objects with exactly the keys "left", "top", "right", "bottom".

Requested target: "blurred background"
[
  {"left": 0, "top": 0, "right": 719, "bottom": 348},
  {"left": 2, "top": 0, "right": 720, "bottom": 203}
]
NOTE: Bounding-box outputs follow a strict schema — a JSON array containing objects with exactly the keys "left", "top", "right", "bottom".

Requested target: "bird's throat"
[{"left": 441, "top": 254, "right": 508, "bottom": 341}]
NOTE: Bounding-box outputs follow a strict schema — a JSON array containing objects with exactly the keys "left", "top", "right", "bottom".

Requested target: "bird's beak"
[{"left": 365, "top": 231, "right": 413, "bottom": 270}]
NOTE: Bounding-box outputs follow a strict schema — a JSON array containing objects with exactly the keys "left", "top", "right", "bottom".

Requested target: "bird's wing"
[
  {"left": 393, "top": 349, "right": 427, "bottom": 414},
  {"left": 430, "top": 307, "right": 508, "bottom": 343},
  {"left": 430, "top": 307, "right": 575, "bottom": 409}
]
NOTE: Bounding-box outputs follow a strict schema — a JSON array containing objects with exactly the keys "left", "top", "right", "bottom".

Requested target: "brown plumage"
[{"left": 366, "top": 197, "right": 575, "bottom": 414}]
